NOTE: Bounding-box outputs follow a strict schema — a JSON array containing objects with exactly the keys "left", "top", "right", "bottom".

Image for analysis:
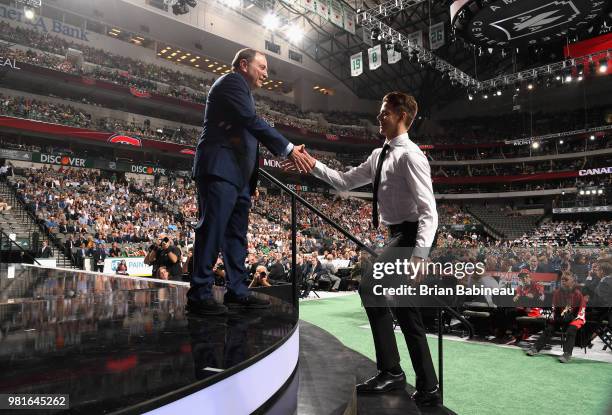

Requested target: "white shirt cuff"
[{"left": 283, "top": 142, "right": 295, "bottom": 158}]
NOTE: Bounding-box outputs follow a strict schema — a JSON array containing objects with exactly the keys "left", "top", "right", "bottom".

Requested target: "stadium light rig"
[
  {"left": 165, "top": 0, "right": 197, "bottom": 15},
  {"left": 286, "top": 23, "right": 303, "bottom": 43},
  {"left": 263, "top": 13, "right": 280, "bottom": 30},
  {"left": 16, "top": 0, "right": 41, "bottom": 20}
]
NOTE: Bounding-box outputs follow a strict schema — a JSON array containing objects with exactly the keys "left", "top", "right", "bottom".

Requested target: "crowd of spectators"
[
  {"left": 0, "top": 93, "right": 93, "bottom": 128},
  {"left": 0, "top": 23, "right": 377, "bottom": 139},
  {"left": 425, "top": 134, "right": 610, "bottom": 162},
  {"left": 2, "top": 20, "right": 610, "bottom": 150},
  {"left": 12, "top": 168, "right": 192, "bottom": 263}
]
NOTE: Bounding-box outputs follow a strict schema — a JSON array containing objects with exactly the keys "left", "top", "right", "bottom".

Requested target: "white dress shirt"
[{"left": 311, "top": 132, "right": 438, "bottom": 258}]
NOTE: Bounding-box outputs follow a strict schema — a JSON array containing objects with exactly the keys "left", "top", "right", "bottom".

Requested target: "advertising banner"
[
  {"left": 103, "top": 257, "right": 153, "bottom": 277},
  {"left": 0, "top": 148, "right": 31, "bottom": 161}
]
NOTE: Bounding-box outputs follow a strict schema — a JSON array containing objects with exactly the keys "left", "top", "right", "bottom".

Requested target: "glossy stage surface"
[
  {"left": 0, "top": 265, "right": 298, "bottom": 414},
  {"left": 298, "top": 321, "right": 456, "bottom": 415}
]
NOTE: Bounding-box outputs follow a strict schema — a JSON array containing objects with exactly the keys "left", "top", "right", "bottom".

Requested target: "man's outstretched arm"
[{"left": 296, "top": 148, "right": 373, "bottom": 191}]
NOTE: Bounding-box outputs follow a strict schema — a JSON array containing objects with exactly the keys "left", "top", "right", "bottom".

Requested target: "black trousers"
[
  {"left": 359, "top": 221, "right": 438, "bottom": 391},
  {"left": 534, "top": 321, "right": 579, "bottom": 355}
]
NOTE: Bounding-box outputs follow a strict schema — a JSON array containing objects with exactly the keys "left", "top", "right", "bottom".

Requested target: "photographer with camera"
[
  {"left": 249, "top": 265, "right": 272, "bottom": 288},
  {"left": 145, "top": 236, "right": 182, "bottom": 280}
]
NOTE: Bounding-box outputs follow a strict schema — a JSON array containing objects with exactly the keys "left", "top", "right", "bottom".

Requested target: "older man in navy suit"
[{"left": 189, "top": 48, "right": 311, "bottom": 315}]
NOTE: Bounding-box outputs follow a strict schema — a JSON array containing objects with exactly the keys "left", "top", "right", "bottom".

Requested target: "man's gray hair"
[{"left": 232, "top": 48, "right": 263, "bottom": 71}]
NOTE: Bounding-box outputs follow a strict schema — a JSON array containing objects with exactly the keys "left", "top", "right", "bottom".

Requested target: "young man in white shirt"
[{"left": 297, "top": 92, "right": 440, "bottom": 406}]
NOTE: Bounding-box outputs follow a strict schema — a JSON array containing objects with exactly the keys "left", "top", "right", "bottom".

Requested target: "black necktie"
[{"left": 372, "top": 144, "right": 391, "bottom": 229}]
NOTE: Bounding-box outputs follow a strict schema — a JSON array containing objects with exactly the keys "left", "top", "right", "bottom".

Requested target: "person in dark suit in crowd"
[
  {"left": 64, "top": 235, "right": 76, "bottom": 263},
  {"left": 245, "top": 253, "right": 261, "bottom": 280},
  {"left": 322, "top": 253, "right": 341, "bottom": 291},
  {"left": 92, "top": 243, "right": 107, "bottom": 272},
  {"left": 300, "top": 254, "right": 326, "bottom": 297},
  {"left": 58, "top": 222, "right": 68, "bottom": 234},
  {"left": 267, "top": 251, "right": 286, "bottom": 282},
  {"left": 109, "top": 242, "right": 121, "bottom": 257},
  {"left": 37, "top": 240, "right": 53, "bottom": 258},
  {"left": 300, "top": 92, "right": 440, "bottom": 406},
  {"left": 188, "top": 48, "right": 311, "bottom": 315},
  {"left": 75, "top": 243, "right": 88, "bottom": 270}
]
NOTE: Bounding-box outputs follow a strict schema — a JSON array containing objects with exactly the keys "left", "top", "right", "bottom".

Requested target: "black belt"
[{"left": 387, "top": 221, "right": 418, "bottom": 237}]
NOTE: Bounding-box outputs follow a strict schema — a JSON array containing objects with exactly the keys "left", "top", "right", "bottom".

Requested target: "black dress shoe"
[
  {"left": 356, "top": 371, "right": 406, "bottom": 394},
  {"left": 186, "top": 298, "right": 228, "bottom": 315},
  {"left": 411, "top": 387, "right": 441, "bottom": 406},
  {"left": 224, "top": 292, "right": 270, "bottom": 309}
]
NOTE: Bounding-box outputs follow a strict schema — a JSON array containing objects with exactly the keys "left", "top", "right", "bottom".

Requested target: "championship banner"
[
  {"left": 330, "top": 0, "right": 343, "bottom": 27},
  {"left": 429, "top": 22, "right": 445, "bottom": 50},
  {"left": 385, "top": 44, "right": 401, "bottom": 64},
  {"left": 316, "top": 0, "right": 329, "bottom": 19},
  {"left": 103, "top": 257, "right": 153, "bottom": 277},
  {"left": 350, "top": 52, "right": 363, "bottom": 77},
  {"left": 301, "top": 0, "right": 316, "bottom": 13},
  {"left": 343, "top": 7, "right": 355, "bottom": 34},
  {"left": 368, "top": 44, "right": 382, "bottom": 70},
  {"left": 407, "top": 30, "right": 423, "bottom": 52}
]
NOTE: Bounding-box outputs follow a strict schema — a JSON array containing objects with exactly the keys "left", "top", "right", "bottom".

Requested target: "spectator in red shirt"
[{"left": 526, "top": 272, "right": 586, "bottom": 362}]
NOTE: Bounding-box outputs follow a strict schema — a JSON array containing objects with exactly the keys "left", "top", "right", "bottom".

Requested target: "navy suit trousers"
[{"left": 189, "top": 176, "right": 251, "bottom": 301}]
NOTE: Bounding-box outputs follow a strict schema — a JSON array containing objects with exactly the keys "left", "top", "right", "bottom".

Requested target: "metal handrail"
[
  {"left": 0, "top": 228, "right": 41, "bottom": 265},
  {"left": 258, "top": 169, "right": 377, "bottom": 256},
  {"left": 259, "top": 168, "right": 473, "bottom": 404},
  {"left": 2, "top": 179, "right": 60, "bottom": 263}
]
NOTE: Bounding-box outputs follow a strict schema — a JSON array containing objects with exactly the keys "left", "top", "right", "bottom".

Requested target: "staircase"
[
  {"left": 0, "top": 179, "right": 75, "bottom": 268},
  {"left": 466, "top": 204, "right": 542, "bottom": 240}
]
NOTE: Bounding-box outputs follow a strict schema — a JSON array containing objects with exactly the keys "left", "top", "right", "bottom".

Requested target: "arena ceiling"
[{"left": 246, "top": 0, "right": 612, "bottom": 112}]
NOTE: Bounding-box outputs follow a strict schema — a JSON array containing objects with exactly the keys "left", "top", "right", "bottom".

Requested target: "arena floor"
[{"left": 300, "top": 294, "right": 612, "bottom": 415}]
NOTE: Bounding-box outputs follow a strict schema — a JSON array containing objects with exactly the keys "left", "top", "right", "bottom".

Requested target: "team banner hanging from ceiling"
[
  {"left": 343, "top": 8, "right": 356, "bottom": 34},
  {"left": 292, "top": 0, "right": 355, "bottom": 34},
  {"left": 330, "top": 0, "right": 344, "bottom": 27},
  {"left": 429, "top": 22, "right": 445, "bottom": 50},
  {"left": 407, "top": 30, "right": 423, "bottom": 52},
  {"left": 316, "top": 0, "right": 329, "bottom": 19},
  {"left": 350, "top": 52, "right": 363, "bottom": 76},
  {"left": 300, "top": 0, "right": 316, "bottom": 13},
  {"left": 368, "top": 45, "right": 382, "bottom": 70},
  {"left": 386, "top": 44, "right": 401, "bottom": 64}
]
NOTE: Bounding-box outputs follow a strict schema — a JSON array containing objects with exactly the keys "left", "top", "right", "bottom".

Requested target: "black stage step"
[{"left": 297, "top": 321, "right": 455, "bottom": 415}]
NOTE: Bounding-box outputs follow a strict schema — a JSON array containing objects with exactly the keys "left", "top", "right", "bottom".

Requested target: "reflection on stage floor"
[{"left": 0, "top": 265, "right": 297, "bottom": 414}]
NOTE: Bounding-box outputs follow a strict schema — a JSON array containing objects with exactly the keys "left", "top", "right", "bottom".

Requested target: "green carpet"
[{"left": 300, "top": 294, "right": 612, "bottom": 415}]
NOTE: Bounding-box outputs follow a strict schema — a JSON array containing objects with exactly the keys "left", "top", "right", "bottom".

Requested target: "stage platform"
[
  {"left": 0, "top": 264, "right": 456, "bottom": 414},
  {"left": 298, "top": 321, "right": 456, "bottom": 415},
  {"left": 0, "top": 264, "right": 298, "bottom": 414}
]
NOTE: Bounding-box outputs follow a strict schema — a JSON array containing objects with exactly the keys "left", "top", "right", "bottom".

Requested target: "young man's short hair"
[
  {"left": 382, "top": 92, "right": 418, "bottom": 127},
  {"left": 232, "top": 48, "right": 262, "bottom": 71},
  {"left": 597, "top": 257, "right": 612, "bottom": 275}
]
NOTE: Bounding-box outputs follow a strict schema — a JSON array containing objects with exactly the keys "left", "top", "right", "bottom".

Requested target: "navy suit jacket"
[{"left": 192, "top": 72, "right": 291, "bottom": 193}]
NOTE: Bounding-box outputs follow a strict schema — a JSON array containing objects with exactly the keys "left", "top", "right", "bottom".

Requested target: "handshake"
[{"left": 283, "top": 144, "right": 317, "bottom": 174}]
